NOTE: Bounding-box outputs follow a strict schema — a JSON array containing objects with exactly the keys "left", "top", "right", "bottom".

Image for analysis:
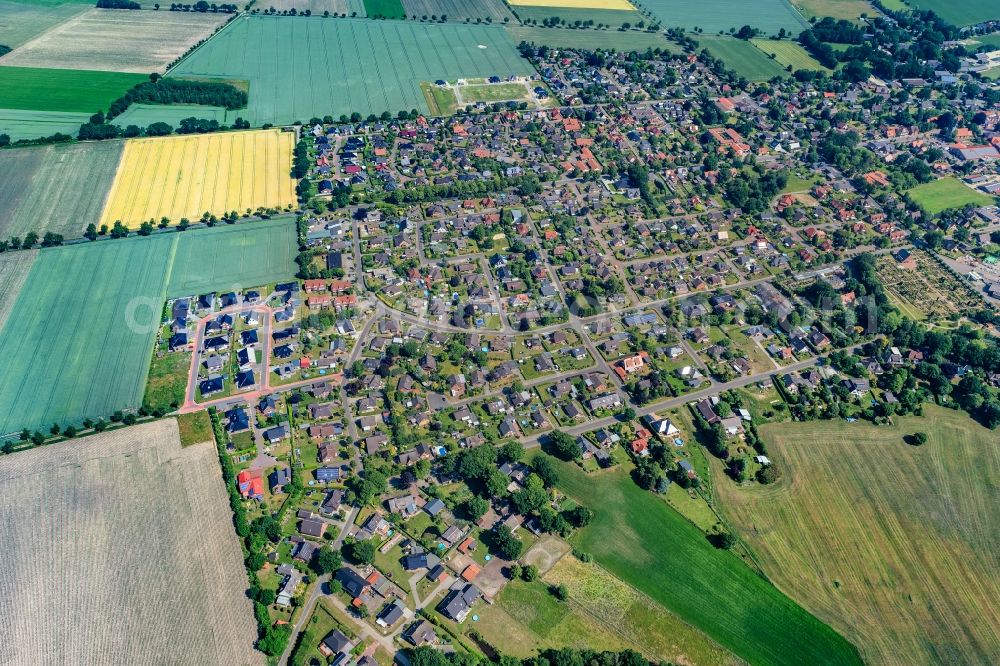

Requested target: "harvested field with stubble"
[
  {"left": 0, "top": 141, "right": 123, "bottom": 239},
  {"left": 0, "top": 419, "right": 262, "bottom": 666},
  {"left": 0, "top": 250, "right": 37, "bottom": 332},
  {"left": 0, "top": 8, "right": 230, "bottom": 73},
  {"left": 99, "top": 129, "right": 297, "bottom": 228},
  {"left": 715, "top": 406, "right": 1000, "bottom": 666}
]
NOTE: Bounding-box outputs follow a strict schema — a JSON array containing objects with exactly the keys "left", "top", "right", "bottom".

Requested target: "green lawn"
[
  {"left": 700, "top": 36, "right": 789, "bottom": 81},
  {"left": 907, "top": 177, "right": 994, "bottom": 216},
  {"left": 363, "top": 0, "right": 405, "bottom": 18},
  {"left": 420, "top": 82, "right": 458, "bottom": 116},
  {"left": 0, "top": 67, "right": 145, "bottom": 113},
  {"left": 549, "top": 459, "right": 862, "bottom": 666}
]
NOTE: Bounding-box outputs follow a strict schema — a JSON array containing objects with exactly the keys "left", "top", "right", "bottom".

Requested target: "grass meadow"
[
  {"left": 0, "top": 219, "right": 297, "bottom": 436},
  {"left": 0, "top": 66, "right": 145, "bottom": 113},
  {"left": 907, "top": 177, "right": 994, "bottom": 216},
  {"left": 716, "top": 406, "right": 1000, "bottom": 666},
  {"left": 549, "top": 456, "right": 862, "bottom": 665},
  {"left": 99, "top": 129, "right": 297, "bottom": 228},
  {"left": 0, "top": 141, "right": 123, "bottom": 239},
  {"left": 700, "top": 36, "right": 789, "bottom": 81},
  {"left": 171, "top": 16, "right": 533, "bottom": 124},
  {"left": 0, "top": 420, "right": 261, "bottom": 664},
  {"left": 792, "top": 0, "right": 875, "bottom": 21},
  {"left": 898, "top": 0, "right": 998, "bottom": 26},
  {"left": 751, "top": 38, "right": 829, "bottom": 71}
]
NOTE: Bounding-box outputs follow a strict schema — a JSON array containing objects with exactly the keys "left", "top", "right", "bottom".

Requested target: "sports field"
[
  {"left": 0, "top": 8, "right": 229, "bottom": 73},
  {"left": 401, "top": 0, "right": 515, "bottom": 22},
  {"left": 792, "top": 0, "right": 875, "bottom": 21},
  {"left": 0, "top": 250, "right": 36, "bottom": 332},
  {"left": 751, "top": 38, "right": 829, "bottom": 71},
  {"left": 0, "top": 107, "right": 89, "bottom": 140},
  {"left": 0, "top": 219, "right": 297, "bottom": 436},
  {"left": 0, "top": 66, "right": 145, "bottom": 113},
  {"left": 550, "top": 457, "right": 862, "bottom": 666},
  {"left": 508, "top": 25, "right": 675, "bottom": 51},
  {"left": 701, "top": 36, "right": 789, "bottom": 80},
  {"left": 507, "top": 0, "right": 635, "bottom": 9},
  {"left": 99, "top": 129, "right": 297, "bottom": 228},
  {"left": 0, "top": 420, "right": 262, "bottom": 665},
  {"left": 716, "top": 407, "right": 1000, "bottom": 666},
  {"left": 109, "top": 103, "right": 235, "bottom": 129},
  {"left": 899, "top": 0, "right": 998, "bottom": 26},
  {"left": 0, "top": 0, "right": 88, "bottom": 49},
  {"left": 641, "top": 0, "right": 808, "bottom": 34},
  {"left": 907, "top": 177, "right": 994, "bottom": 215},
  {"left": 170, "top": 16, "right": 534, "bottom": 124},
  {"left": 0, "top": 141, "right": 123, "bottom": 239}
]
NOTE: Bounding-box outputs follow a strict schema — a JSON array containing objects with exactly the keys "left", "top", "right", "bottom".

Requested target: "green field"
[
  {"left": 792, "top": 0, "right": 875, "bottom": 21},
  {"left": 899, "top": 0, "right": 998, "bottom": 26},
  {"left": 110, "top": 103, "right": 235, "bottom": 129},
  {"left": 0, "top": 141, "right": 123, "bottom": 239},
  {"left": 171, "top": 15, "right": 533, "bottom": 125},
  {"left": 165, "top": 217, "right": 299, "bottom": 297},
  {"left": 507, "top": 25, "right": 676, "bottom": 51},
  {"left": 971, "top": 32, "right": 1000, "bottom": 49},
  {"left": 907, "top": 177, "right": 994, "bottom": 215},
  {"left": 362, "top": 0, "right": 405, "bottom": 17},
  {"left": 509, "top": 6, "right": 643, "bottom": 30},
  {"left": 421, "top": 81, "right": 458, "bottom": 115},
  {"left": 0, "top": 66, "right": 145, "bottom": 113},
  {"left": 640, "top": 0, "right": 808, "bottom": 34},
  {"left": 0, "top": 219, "right": 298, "bottom": 436},
  {"left": 751, "top": 38, "right": 829, "bottom": 71},
  {"left": 0, "top": 0, "right": 88, "bottom": 48},
  {"left": 0, "top": 107, "right": 89, "bottom": 140},
  {"left": 716, "top": 406, "right": 1000, "bottom": 666},
  {"left": 700, "top": 36, "right": 789, "bottom": 80},
  {"left": 551, "top": 457, "right": 861, "bottom": 666}
]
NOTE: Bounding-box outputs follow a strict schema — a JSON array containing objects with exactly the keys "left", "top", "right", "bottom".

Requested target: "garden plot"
[
  {"left": 0, "top": 8, "right": 229, "bottom": 73},
  {"left": 170, "top": 15, "right": 534, "bottom": 125},
  {"left": 0, "top": 420, "right": 262, "bottom": 666},
  {"left": 875, "top": 251, "right": 982, "bottom": 322}
]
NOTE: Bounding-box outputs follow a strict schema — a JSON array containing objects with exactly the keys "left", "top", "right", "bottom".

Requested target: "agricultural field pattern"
[{"left": 0, "top": 1, "right": 999, "bottom": 665}]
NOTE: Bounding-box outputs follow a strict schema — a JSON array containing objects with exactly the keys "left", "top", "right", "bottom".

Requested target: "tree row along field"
[
  {"left": 714, "top": 406, "right": 1000, "bottom": 666},
  {"left": 170, "top": 15, "right": 534, "bottom": 125},
  {"left": 0, "top": 218, "right": 298, "bottom": 437},
  {"left": 0, "top": 419, "right": 262, "bottom": 665},
  {"left": 98, "top": 129, "right": 297, "bottom": 229}
]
